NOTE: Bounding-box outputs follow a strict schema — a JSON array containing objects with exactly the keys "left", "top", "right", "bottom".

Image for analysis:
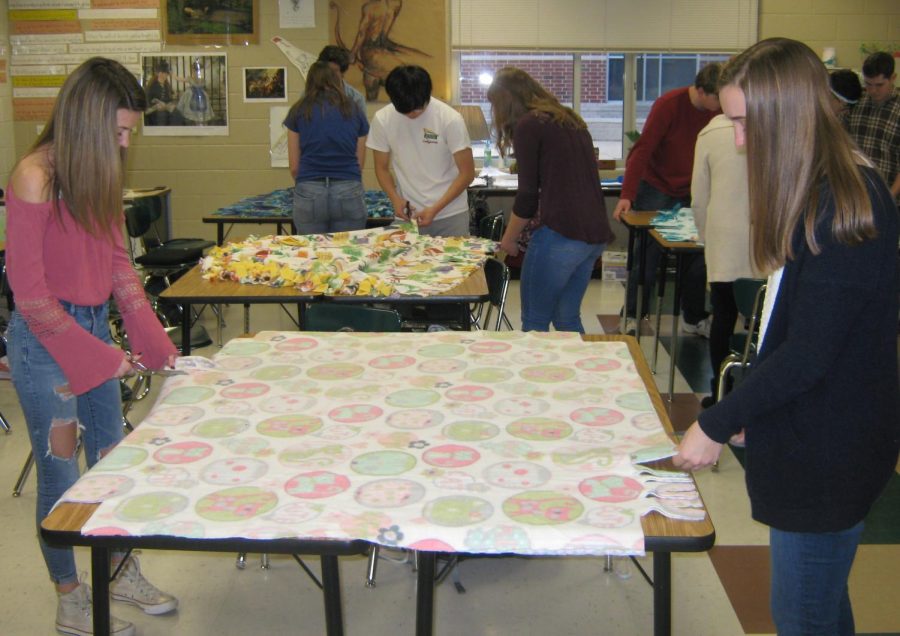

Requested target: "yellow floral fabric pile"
[{"left": 200, "top": 225, "right": 496, "bottom": 297}]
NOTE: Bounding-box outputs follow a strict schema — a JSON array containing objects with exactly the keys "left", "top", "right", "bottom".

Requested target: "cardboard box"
[{"left": 601, "top": 250, "right": 627, "bottom": 282}]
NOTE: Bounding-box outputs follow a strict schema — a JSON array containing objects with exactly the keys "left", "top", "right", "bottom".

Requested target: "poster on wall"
[
  {"left": 243, "top": 67, "right": 287, "bottom": 102},
  {"left": 270, "top": 106, "right": 290, "bottom": 168},
  {"left": 141, "top": 54, "right": 228, "bottom": 136},
  {"left": 328, "top": 0, "right": 448, "bottom": 102},
  {"left": 279, "top": 0, "right": 315, "bottom": 29},
  {"left": 162, "top": 0, "right": 259, "bottom": 46}
]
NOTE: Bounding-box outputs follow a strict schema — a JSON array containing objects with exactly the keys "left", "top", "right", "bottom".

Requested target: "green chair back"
[{"left": 305, "top": 304, "right": 402, "bottom": 332}]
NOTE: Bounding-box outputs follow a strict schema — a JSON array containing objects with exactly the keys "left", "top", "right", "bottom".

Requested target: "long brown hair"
[
  {"left": 288, "top": 61, "right": 352, "bottom": 123},
  {"left": 31, "top": 57, "right": 146, "bottom": 241},
  {"left": 486, "top": 67, "right": 587, "bottom": 157},
  {"left": 720, "top": 38, "right": 877, "bottom": 273}
]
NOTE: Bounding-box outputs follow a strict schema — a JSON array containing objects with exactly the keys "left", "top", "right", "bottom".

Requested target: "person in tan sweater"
[{"left": 691, "top": 113, "right": 757, "bottom": 406}]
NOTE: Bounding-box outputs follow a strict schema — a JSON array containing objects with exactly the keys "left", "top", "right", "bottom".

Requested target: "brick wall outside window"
[{"left": 459, "top": 52, "right": 611, "bottom": 104}]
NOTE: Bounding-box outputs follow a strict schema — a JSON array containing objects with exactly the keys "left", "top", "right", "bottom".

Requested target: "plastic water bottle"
[{"left": 483, "top": 145, "right": 492, "bottom": 168}]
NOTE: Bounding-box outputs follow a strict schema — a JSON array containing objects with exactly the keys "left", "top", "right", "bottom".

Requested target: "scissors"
[
  {"left": 404, "top": 201, "right": 416, "bottom": 223},
  {"left": 126, "top": 352, "right": 186, "bottom": 377}
]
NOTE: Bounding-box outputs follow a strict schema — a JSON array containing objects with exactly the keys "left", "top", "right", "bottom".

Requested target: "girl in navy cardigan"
[{"left": 674, "top": 38, "right": 899, "bottom": 636}]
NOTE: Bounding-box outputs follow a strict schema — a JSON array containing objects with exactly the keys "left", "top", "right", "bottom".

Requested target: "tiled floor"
[{"left": 0, "top": 278, "right": 897, "bottom": 635}]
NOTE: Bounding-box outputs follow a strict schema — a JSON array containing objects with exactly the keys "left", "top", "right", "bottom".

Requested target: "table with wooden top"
[
  {"left": 160, "top": 264, "right": 490, "bottom": 354},
  {"left": 648, "top": 230, "right": 705, "bottom": 400},
  {"left": 41, "top": 333, "right": 714, "bottom": 636},
  {"left": 413, "top": 334, "right": 715, "bottom": 636}
]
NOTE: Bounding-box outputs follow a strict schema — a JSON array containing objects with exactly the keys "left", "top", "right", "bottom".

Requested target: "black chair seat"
[{"left": 135, "top": 238, "right": 215, "bottom": 267}]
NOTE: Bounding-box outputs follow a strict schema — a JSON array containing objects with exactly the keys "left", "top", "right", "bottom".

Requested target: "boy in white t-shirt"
[{"left": 367, "top": 65, "right": 475, "bottom": 237}]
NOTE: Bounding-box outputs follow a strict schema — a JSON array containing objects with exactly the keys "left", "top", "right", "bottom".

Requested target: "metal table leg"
[
  {"left": 91, "top": 548, "right": 112, "bottom": 636},
  {"left": 653, "top": 552, "right": 672, "bottom": 636},
  {"left": 651, "top": 250, "right": 668, "bottom": 373},
  {"left": 416, "top": 552, "right": 437, "bottom": 636},
  {"left": 635, "top": 229, "right": 648, "bottom": 343},
  {"left": 180, "top": 302, "right": 192, "bottom": 356},
  {"left": 621, "top": 228, "right": 637, "bottom": 335},
  {"left": 667, "top": 254, "right": 686, "bottom": 401},
  {"left": 320, "top": 554, "right": 344, "bottom": 636}
]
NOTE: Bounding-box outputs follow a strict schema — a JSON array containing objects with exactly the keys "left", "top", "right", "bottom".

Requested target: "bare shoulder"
[{"left": 10, "top": 150, "right": 52, "bottom": 203}]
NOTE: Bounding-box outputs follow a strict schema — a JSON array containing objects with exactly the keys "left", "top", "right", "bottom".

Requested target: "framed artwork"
[
  {"left": 141, "top": 54, "right": 229, "bottom": 137},
  {"left": 243, "top": 67, "right": 287, "bottom": 103},
  {"left": 328, "top": 0, "right": 448, "bottom": 102},
  {"left": 162, "top": 1, "right": 259, "bottom": 46}
]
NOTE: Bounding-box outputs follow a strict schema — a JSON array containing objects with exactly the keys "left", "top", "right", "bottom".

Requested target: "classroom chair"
[
  {"left": 471, "top": 211, "right": 506, "bottom": 329},
  {"left": 481, "top": 257, "right": 514, "bottom": 331},
  {"left": 715, "top": 278, "right": 767, "bottom": 402},
  {"left": 123, "top": 194, "right": 215, "bottom": 346}
]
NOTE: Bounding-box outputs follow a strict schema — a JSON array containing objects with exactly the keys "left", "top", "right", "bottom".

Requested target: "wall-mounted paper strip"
[{"left": 272, "top": 36, "right": 317, "bottom": 80}]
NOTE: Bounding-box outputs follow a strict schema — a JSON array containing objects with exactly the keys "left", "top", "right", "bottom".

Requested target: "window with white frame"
[{"left": 455, "top": 50, "right": 731, "bottom": 161}]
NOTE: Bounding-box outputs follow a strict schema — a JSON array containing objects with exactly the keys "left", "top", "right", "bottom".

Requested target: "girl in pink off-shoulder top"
[{"left": 5, "top": 58, "right": 179, "bottom": 636}]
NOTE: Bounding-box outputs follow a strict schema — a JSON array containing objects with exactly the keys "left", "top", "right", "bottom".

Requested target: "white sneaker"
[
  {"left": 56, "top": 581, "right": 135, "bottom": 636},
  {"left": 110, "top": 556, "right": 179, "bottom": 615},
  {"left": 682, "top": 316, "right": 711, "bottom": 338}
]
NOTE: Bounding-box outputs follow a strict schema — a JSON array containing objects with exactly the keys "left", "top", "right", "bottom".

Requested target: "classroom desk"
[
  {"left": 648, "top": 230, "right": 705, "bottom": 400},
  {"left": 42, "top": 502, "right": 368, "bottom": 636},
  {"left": 619, "top": 211, "right": 659, "bottom": 340},
  {"left": 42, "top": 331, "right": 713, "bottom": 636},
  {"left": 160, "top": 264, "right": 490, "bottom": 353}
]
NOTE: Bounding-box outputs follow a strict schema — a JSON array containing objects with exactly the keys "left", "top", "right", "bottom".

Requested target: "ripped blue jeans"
[{"left": 7, "top": 302, "right": 124, "bottom": 585}]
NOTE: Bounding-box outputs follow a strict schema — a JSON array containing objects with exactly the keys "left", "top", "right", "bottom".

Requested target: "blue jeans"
[
  {"left": 293, "top": 178, "right": 367, "bottom": 234},
  {"left": 769, "top": 522, "right": 863, "bottom": 636},
  {"left": 520, "top": 226, "right": 605, "bottom": 332},
  {"left": 7, "top": 303, "right": 124, "bottom": 585}
]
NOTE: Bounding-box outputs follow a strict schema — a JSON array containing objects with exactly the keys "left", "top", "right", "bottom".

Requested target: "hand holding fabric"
[{"left": 673, "top": 421, "right": 723, "bottom": 471}]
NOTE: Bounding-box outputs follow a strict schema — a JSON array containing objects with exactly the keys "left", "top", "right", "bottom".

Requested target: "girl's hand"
[
  {"left": 500, "top": 236, "right": 520, "bottom": 257},
  {"left": 114, "top": 349, "right": 138, "bottom": 378},
  {"left": 673, "top": 422, "right": 723, "bottom": 471}
]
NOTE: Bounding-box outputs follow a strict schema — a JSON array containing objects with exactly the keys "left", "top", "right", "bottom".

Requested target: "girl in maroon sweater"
[{"left": 487, "top": 67, "right": 613, "bottom": 332}]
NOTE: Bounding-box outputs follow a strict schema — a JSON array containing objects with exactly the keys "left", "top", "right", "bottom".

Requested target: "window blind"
[{"left": 451, "top": 0, "right": 759, "bottom": 51}]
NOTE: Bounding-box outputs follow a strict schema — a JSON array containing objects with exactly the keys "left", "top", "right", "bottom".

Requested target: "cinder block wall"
[
  {"left": 759, "top": 0, "right": 900, "bottom": 69},
  {"left": 0, "top": 10, "right": 14, "bottom": 191}
]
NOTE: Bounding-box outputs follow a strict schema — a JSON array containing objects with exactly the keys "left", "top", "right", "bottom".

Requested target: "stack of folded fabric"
[{"left": 651, "top": 204, "right": 701, "bottom": 244}]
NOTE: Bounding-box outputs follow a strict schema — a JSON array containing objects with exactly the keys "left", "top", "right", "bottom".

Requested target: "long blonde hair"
[
  {"left": 720, "top": 38, "right": 877, "bottom": 273},
  {"left": 30, "top": 57, "right": 146, "bottom": 240},
  {"left": 486, "top": 66, "right": 587, "bottom": 157}
]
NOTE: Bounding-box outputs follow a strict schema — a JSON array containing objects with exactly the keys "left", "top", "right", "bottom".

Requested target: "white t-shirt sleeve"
[
  {"left": 444, "top": 114, "right": 471, "bottom": 154},
  {"left": 366, "top": 109, "right": 390, "bottom": 152}
]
